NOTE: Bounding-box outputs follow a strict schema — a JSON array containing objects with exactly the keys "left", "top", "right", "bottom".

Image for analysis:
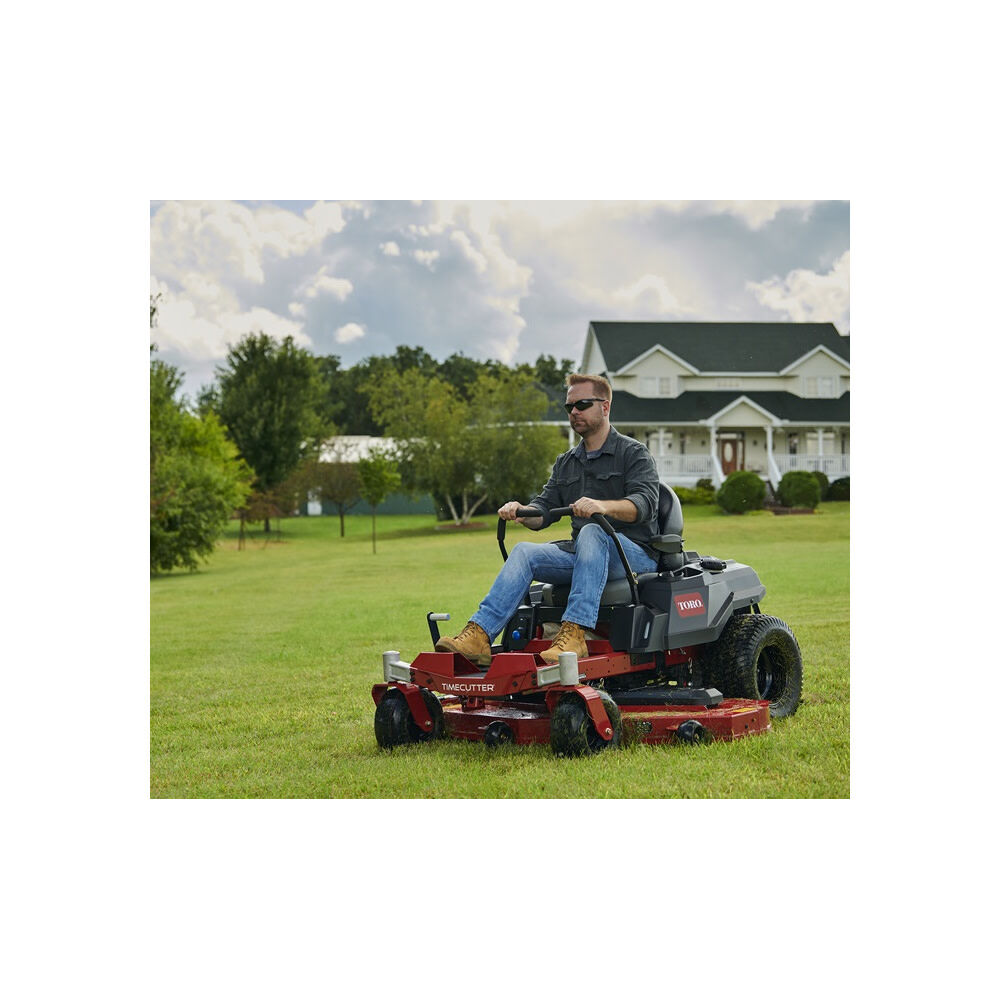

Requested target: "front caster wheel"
[
  {"left": 374, "top": 688, "right": 444, "bottom": 749},
  {"left": 550, "top": 689, "right": 622, "bottom": 757}
]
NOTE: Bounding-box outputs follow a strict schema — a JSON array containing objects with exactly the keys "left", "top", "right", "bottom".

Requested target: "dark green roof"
[
  {"left": 589, "top": 321, "right": 850, "bottom": 373},
  {"left": 610, "top": 390, "right": 850, "bottom": 424}
]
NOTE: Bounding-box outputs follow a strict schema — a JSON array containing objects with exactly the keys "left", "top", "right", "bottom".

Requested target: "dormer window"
[
  {"left": 804, "top": 376, "right": 837, "bottom": 398},
  {"left": 639, "top": 376, "right": 675, "bottom": 397}
]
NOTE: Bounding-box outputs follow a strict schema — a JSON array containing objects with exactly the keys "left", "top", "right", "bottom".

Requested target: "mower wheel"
[
  {"left": 374, "top": 688, "right": 444, "bottom": 749},
  {"left": 702, "top": 614, "right": 803, "bottom": 719},
  {"left": 483, "top": 721, "right": 515, "bottom": 748},
  {"left": 676, "top": 719, "right": 713, "bottom": 745},
  {"left": 550, "top": 689, "right": 622, "bottom": 757}
]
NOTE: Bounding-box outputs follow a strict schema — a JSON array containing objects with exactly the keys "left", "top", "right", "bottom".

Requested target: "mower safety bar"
[{"left": 497, "top": 508, "right": 641, "bottom": 605}]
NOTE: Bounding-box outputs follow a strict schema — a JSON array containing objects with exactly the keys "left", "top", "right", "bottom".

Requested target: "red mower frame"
[{"left": 371, "top": 496, "right": 796, "bottom": 757}]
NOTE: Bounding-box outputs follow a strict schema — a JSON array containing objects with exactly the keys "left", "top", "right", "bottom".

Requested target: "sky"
[{"left": 150, "top": 199, "right": 849, "bottom": 400}]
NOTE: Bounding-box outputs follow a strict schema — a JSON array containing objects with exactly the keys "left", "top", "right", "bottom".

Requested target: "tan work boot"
[
  {"left": 539, "top": 621, "right": 589, "bottom": 664},
  {"left": 435, "top": 621, "right": 492, "bottom": 667}
]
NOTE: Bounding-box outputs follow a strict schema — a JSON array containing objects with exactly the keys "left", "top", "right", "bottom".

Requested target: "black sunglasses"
[{"left": 564, "top": 397, "right": 606, "bottom": 414}]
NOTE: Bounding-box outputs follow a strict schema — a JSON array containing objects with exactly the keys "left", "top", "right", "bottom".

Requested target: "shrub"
[
  {"left": 695, "top": 478, "right": 716, "bottom": 493},
  {"left": 673, "top": 486, "right": 716, "bottom": 506},
  {"left": 716, "top": 470, "right": 766, "bottom": 514},
  {"left": 778, "top": 470, "right": 821, "bottom": 509},
  {"left": 828, "top": 476, "right": 850, "bottom": 501},
  {"left": 811, "top": 470, "right": 830, "bottom": 500}
]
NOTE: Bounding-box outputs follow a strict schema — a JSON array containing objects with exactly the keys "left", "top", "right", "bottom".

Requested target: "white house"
[{"left": 577, "top": 321, "right": 850, "bottom": 489}]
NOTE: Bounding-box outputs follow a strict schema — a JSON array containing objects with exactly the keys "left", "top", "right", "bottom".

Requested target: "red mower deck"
[{"left": 372, "top": 642, "right": 770, "bottom": 750}]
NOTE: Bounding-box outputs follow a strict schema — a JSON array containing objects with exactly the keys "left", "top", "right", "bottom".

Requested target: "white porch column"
[
  {"left": 817, "top": 427, "right": 824, "bottom": 456},
  {"left": 766, "top": 423, "right": 774, "bottom": 472},
  {"left": 658, "top": 428, "right": 665, "bottom": 456}
]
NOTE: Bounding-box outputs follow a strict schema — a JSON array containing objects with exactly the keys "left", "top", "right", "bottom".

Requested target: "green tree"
[
  {"left": 150, "top": 351, "right": 253, "bottom": 573},
  {"left": 357, "top": 449, "right": 401, "bottom": 554},
  {"left": 294, "top": 452, "right": 361, "bottom": 537},
  {"left": 367, "top": 368, "right": 563, "bottom": 525},
  {"left": 203, "top": 333, "right": 330, "bottom": 531},
  {"left": 531, "top": 353, "right": 576, "bottom": 392}
]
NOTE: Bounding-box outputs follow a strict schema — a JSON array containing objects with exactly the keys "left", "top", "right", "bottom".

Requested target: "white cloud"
[
  {"left": 450, "top": 230, "right": 488, "bottom": 274},
  {"left": 413, "top": 249, "right": 440, "bottom": 269},
  {"left": 152, "top": 280, "right": 310, "bottom": 360},
  {"left": 746, "top": 250, "right": 850, "bottom": 330},
  {"left": 380, "top": 241, "right": 400, "bottom": 256},
  {"left": 335, "top": 322, "right": 366, "bottom": 344},
  {"left": 302, "top": 267, "right": 353, "bottom": 301},
  {"left": 611, "top": 273, "right": 691, "bottom": 314},
  {"left": 288, "top": 301, "right": 306, "bottom": 317},
  {"left": 151, "top": 200, "right": 354, "bottom": 288}
]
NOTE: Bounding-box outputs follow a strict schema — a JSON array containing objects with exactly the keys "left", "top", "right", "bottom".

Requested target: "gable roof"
[
  {"left": 610, "top": 389, "right": 850, "bottom": 424},
  {"left": 588, "top": 321, "right": 850, "bottom": 374}
]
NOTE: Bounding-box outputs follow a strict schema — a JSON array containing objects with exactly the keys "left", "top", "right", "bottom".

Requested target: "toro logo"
[{"left": 673, "top": 592, "right": 707, "bottom": 618}]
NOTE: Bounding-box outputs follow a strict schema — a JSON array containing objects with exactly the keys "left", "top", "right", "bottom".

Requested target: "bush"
[
  {"left": 828, "top": 476, "right": 850, "bottom": 501},
  {"left": 716, "top": 470, "right": 766, "bottom": 514},
  {"left": 673, "top": 486, "right": 716, "bottom": 506},
  {"left": 695, "top": 478, "right": 716, "bottom": 493},
  {"left": 778, "top": 470, "right": 821, "bottom": 509},
  {"left": 811, "top": 470, "right": 830, "bottom": 500}
]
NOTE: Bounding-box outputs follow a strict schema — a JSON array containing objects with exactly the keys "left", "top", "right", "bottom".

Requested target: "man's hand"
[
  {"left": 570, "top": 496, "right": 608, "bottom": 518},
  {"left": 571, "top": 496, "right": 638, "bottom": 522},
  {"left": 498, "top": 500, "right": 543, "bottom": 529}
]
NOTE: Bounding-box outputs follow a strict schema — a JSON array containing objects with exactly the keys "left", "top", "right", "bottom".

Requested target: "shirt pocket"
[{"left": 592, "top": 470, "right": 624, "bottom": 499}]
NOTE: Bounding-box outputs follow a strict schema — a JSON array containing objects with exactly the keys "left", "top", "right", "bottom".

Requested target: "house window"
[
  {"left": 639, "top": 376, "right": 675, "bottom": 397},
  {"left": 788, "top": 433, "right": 799, "bottom": 455},
  {"left": 716, "top": 377, "right": 742, "bottom": 389},
  {"left": 804, "top": 376, "right": 837, "bottom": 398}
]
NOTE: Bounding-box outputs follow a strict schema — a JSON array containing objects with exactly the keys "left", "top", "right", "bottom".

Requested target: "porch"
[
  {"left": 623, "top": 421, "right": 850, "bottom": 490},
  {"left": 652, "top": 452, "right": 850, "bottom": 488}
]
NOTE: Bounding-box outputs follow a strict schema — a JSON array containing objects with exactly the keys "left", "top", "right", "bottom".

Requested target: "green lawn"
[{"left": 150, "top": 503, "right": 849, "bottom": 798}]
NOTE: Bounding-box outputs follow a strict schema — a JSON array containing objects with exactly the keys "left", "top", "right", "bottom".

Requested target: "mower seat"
[{"left": 543, "top": 483, "right": 685, "bottom": 607}]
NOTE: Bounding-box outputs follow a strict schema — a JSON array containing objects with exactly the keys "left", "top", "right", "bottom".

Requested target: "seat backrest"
[
  {"left": 658, "top": 482, "right": 683, "bottom": 536},
  {"left": 656, "top": 483, "right": 685, "bottom": 572}
]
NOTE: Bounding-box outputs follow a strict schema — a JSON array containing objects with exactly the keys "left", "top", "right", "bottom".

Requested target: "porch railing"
[
  {"left": 773, "top": 454, "right": 850, "bottom": 478},
  {"left": 653, "top": 455, "right": 715, "bottom": 479},
  {"left": 654, "top": 453, "right": 850, "bottom": 482}
]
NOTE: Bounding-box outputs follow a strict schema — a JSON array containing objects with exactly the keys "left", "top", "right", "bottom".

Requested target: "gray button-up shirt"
[{"left": 528, "top": 425, "right": 660, "bottom": 556}]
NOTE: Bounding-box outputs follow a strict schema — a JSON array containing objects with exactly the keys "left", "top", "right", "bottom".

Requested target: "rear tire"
[
  {"left": 702, "top": 614, "right": 803, "bottom": 719},
  {"left": 550, "top": 689, "right": 622, "bottom": 757},
  {"left": 374, "top": 688, "right": 444, "bottom": 749}
]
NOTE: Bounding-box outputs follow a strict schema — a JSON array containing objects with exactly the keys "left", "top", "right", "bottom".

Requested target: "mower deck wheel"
[
  {"left": 374, "top": 688, "right": 444, "bottom": 749},
  {"left": 550, "top": 689, "right": 622, "bottom": 757},
  {"left": 675, "top": 719, "right": 714, "bottom": 745}
]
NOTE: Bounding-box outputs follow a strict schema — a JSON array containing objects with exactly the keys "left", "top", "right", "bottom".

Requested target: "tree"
[
  {"left": 150, "top": 351, "right": 253, "bottom": 573},
  {"left": 203, "top": 333, "right": 330, "bottom": 531},
  {"left": 531, "top": 353, "right": 576, "bottom": 393},
  {"left": 293, "top": 452, "right": 361, "bottom": 537},
  {"left": 367, "top": 368, "right": 564, "bottom": 525},
  {"left": 357, "top": 450, "right": 401, "bottom": 554}
]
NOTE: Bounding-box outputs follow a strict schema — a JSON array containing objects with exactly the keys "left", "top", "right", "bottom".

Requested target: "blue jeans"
[{"left": 470, "top": 522, "right": 658, "bottom": 639}]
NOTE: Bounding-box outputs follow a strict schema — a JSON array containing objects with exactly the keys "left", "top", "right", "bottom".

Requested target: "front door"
[{"left": 719, "top": 435, "right": 744, "bottom": 476}]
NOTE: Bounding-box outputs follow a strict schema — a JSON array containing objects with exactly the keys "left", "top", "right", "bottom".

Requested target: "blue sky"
[{"left": 150, "top": 199, "right": 849, "bottom": 400}]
